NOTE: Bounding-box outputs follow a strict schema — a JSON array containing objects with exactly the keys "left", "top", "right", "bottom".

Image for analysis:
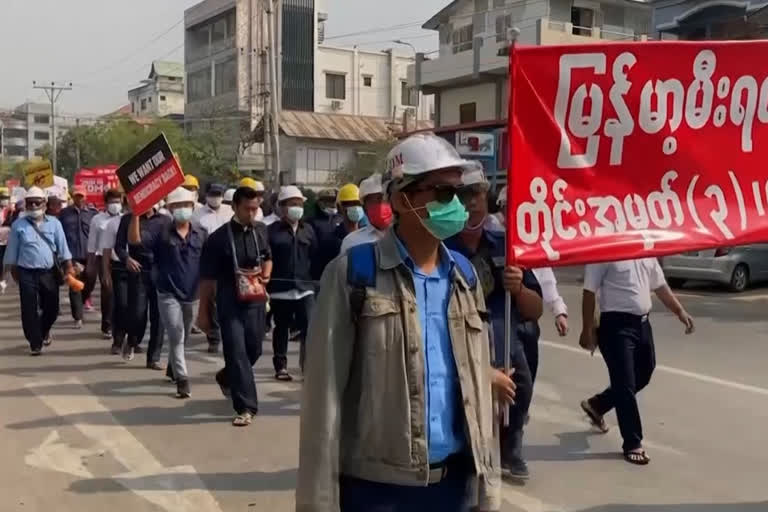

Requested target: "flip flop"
[
  {"left": 232, "top": 412, "right": 253, "bottom": 427},
  {"left": 581, "top": 400, "right": 610, "bottom": 433},
  {"left": 624, "top": 450, "right": 651, "bottom": 466}
]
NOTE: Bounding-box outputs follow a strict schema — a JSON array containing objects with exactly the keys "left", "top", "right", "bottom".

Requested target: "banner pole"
[{"left": 503, "top": 27, "right": 520, "bottom": 428}]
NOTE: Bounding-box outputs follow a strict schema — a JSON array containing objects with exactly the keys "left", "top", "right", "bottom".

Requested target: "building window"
[
  {"left": 452, "top": 24, "right": 474, "bottom": 54},
  {"left": 33, "top": 114, "right": 50, "bottom": 125},
  {"left": 401, "top": 82, "right": 418, "bottom": 106},
  {"left": 160, "top": 96, "right": 166, "bottom": 101},
  {"left": 215, "top": 56, "right": 237, "bottom": 95},
  {"left": 459, "top": 102, "right": 477, "bottom": 123},
  {"left": 131, "top": 102, "right": 135, "bottom": 113},
  {"left": 189, "top": 24, "right": 210, "bottom": 57},
  {"left": 363, "top": 76, "right": 372, "bottom": 87},
  {"left": 33, "top": 131, "right": 50, "bottom": 141},
  {"left": 148, "top": 97, "right": 152, "bottom": 104},
  {"left": 140, "top": 98, "right": 147, "bottom": 111},
  {"left": 496, "top": 14, "right": 513, "bottom": 42},
  {"left": 188, "top": 67, "right": 212, "bottom": 102},
  {"left": 4, "top": 128, "right": 26, "bottom": 139},
  {"left": 325, "top": 73, "right": 346, "bottom": 100},
  {"left": 571, "top": 7, "right": 595, "bottom": 36},
  {"left": 306, "top": 147, "right": 340, "bottom": 185},
  {"left": 6, "top": 146, "right": 27, "bottom": 157}
]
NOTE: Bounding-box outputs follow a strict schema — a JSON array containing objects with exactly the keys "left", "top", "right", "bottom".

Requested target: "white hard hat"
[
  {"left": 224, "top": 188, "right": 235, "bottom": 202},
  {"left": 252, "top": 180, "right": 265, "bottom": 192},
  {"left": 26, "top": 187, "right": 45, "bottom": 200},
  {"left": 166, "top": 187, "right": 196, "bottom": 206},
  {"left": 384, "top": 133, "right": 475, "bottom": 181},
  {"left": 359, "top": 174, "right": 384, "bottom": 199},
  {"left": 278, "top": 185, "right": 305, "bottom": 203},
  {"left": 497, "top": 185, "right": 508, "bottom": 205},
  {"left": 461, "top": 161, "right": 488, "bottom": 188}
]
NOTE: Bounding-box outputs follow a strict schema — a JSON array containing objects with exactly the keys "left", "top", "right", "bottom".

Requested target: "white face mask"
[
  {"left": 207, "top": 196, "right": 223, "bottom": 209},
  {"left": 107, "top": 203, "right": 122, "bottom": 216},
  {"left": 27, "top": 208, "right": 44, "bottom": 219}
]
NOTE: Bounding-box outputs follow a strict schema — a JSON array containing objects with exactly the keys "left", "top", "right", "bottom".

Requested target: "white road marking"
[
  {"left": 540, "top": 340, "right": 768, "bottom": 397},
  {"left": 25, "top": 430, "right": 103, "bottom": 478},
  {"left": 26, "top": 378, "right": 224, "bottom": 512},
  {"left": 501, "top": 485, "right": 563, "bottom": 512},
  {"left": 674, "top": 291, "right": 768, "bottom": 302}
]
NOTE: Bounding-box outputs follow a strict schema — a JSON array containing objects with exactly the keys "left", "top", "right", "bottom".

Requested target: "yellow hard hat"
[
  {"left": 0, "top": 187, "right": 9, "bottom": 196},
  {"left": 239, "top": 177, "right": 265, "bottom": 191},
  {"left": 183, "top": 175, "right": 199, "bottom": 189},
  {"left": 337, "top": 183, "right": 360, "bottom": 203}
]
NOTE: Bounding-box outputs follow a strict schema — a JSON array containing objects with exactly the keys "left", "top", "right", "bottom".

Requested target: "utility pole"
[
  {"left": 75, "top": 118, "right": 81, "bottom": 171},
  {"left": 265, "top": 0, "right": 281, "bottom": 188},
  {"left": 32, "top": 81, "right": 72, "bottom": 174}
]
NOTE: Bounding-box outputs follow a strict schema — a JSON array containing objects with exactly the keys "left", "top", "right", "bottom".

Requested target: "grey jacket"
[{"left": 296, "top": 229, "right": 501, "bottom": 512}]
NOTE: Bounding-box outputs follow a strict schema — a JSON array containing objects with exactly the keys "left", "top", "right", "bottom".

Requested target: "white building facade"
[
  {"left": 0, "top": 103, "right": 76, "bottom": 162},
  {"left": 128, "top": 61, "right": 185, "bottom": 118}
]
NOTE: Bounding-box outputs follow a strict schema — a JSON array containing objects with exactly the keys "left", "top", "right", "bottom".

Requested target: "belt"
[
  {"left": 602, "top": 311, "right": 650, "bottom": 323},
  {"left": 427, "top": 453, "right": 471, "bottom": 484}
]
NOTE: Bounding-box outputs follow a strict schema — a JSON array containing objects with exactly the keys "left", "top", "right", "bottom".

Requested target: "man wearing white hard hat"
[
  {"left": 267, "top": 185, "right": 317, "bottom": 381},
  {"left": 223, "top": 188, "right": 236, "bottom": 207},
  {"left": 129, "top": 186, "right": 206, "bottom": 399},
  {"left": 297, "top": 133, "right": 502, "bottom": 511},
  {"left": 339, "top": 173, "right": 393, "bottom": 253},
  {"left": 446, "top": 163, "right": 543, "bottom": 479},
  {"left": 3, "top": 187, "right": 74, "bottom": 355}
]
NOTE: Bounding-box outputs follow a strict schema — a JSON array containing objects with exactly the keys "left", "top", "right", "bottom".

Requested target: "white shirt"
[
  {"left": 262, "top": 212, "right": 279, "bottom": 226},
  {"left": 339, "top": 225, "right": 386, "bottom": 254},
  {"left": 193, "top": 204, "right": 233, "bottom": 235},
  {"left": 583, "top": 258, "right": 666, "bottom": 316},
  {"left": 87, "top": 212, "right": 121, "bottom": 256},
  {"left": 97, "top": 215, "right": 123, "bottom": 262},
  {"left": 532, "top": 267, "right": 568, "bottom": 317}
]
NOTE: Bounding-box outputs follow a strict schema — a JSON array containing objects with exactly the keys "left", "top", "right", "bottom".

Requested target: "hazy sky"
[{"left": 0, "top": 0, "right": 446, "bottom": 117}]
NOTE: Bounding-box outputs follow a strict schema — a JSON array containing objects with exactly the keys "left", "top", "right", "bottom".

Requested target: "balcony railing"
[{"left": 542, "top": 17, "right": 648, "bottom": 42}]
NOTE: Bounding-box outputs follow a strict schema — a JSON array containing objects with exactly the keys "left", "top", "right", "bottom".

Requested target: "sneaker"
[
  {"left": 147, "top": 361, "right": 165, "bottom": 371},
  {"left": 102, "top": 330, "right": 112, "bottom": 340},
  {"left": 121, "top": 341, "right": 135, "bottom": 361},
  {"left": 502, "top": 457, "right": 530, "bottom": 480},
  {"left": 207, "top": 343, "right": 220, "bottom": 354},
  {"left": 191, "top": 325, "right": 202, "bottom": 335},
  {"left": 110, "top": 343, "right": 121, "bottom": 355},
  {"left": 176, "top": 379, "right": 191, "bottom": 399},
  {"left": 73, "top": 320, "right": 83, "bottom": 330},
  {"left": 30, "top": 347, "right": 42, "bottom": 356},
  {"left": 133, "top": 346, "right": 144, "bottom": 354},
  {"left": 0, "top": 280, "right": 7, "bottom": 294},
  {"left": 84, "top": 299, "right": 94, "bottom": 312},
  {"left": 43, "top": 334, "right": 53, "bottom": 347}
]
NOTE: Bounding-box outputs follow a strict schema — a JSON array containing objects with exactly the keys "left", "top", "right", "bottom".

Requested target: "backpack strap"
[
  {"left": 347, "top": 243, "right": 377, "bottom": 322},
  {"left": 449, "top": 249, "right": 477, "bottom": 289}
]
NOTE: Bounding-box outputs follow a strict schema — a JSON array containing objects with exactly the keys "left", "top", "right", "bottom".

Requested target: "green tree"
[{"left": 332, "top": 139, "right": 395, "bottom": 186}]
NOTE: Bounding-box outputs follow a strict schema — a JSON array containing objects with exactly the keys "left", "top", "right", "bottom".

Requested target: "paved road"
[{"left": 0, "top": 273, "right": 766, "bottom": 512}]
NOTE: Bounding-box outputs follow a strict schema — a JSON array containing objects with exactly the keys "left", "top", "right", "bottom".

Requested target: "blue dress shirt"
[
  {"left": 395, "top": 235, "right": 465, "bottom": 464},
  {"left": 3, "top": 215, "right": 72, "bottom": 269},
  {"left": 145, "top": 217, "right": 206, "bottom": 302}
]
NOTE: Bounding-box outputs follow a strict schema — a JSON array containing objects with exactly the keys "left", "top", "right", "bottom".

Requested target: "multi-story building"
[
  {"left": 184, "top": 0, "right": 433, "bottom": 184},
  {"left": 0, "top": 103, "right": 75, "bottom": 162},
  {"left": 652, "top": 0, "right": 768, "bottom": 40},
  {"left": 127, "top": 61, "right": 185, "bottom": 118},
  {"left": 407, "top": 0, "right": 651, "bottom": 183}
]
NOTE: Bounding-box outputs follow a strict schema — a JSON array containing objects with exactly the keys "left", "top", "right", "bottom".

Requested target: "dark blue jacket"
[
  {"left": 59, "top": 205, "right": 97, "bottom": 262},
  {"left": 307, "top": 209, "right": 343, "bottom": 280},
  {"left": 267, "top": 219, "right": 318, "bottom": 294}
]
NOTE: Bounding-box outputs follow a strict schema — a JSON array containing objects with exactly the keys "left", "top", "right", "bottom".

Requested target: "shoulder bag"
[
  {"left": 28, "top": 218, "right": 66, "bottom": 286},
  {"left": 227, "top": 223, "right": 268, "bottom": 304}
]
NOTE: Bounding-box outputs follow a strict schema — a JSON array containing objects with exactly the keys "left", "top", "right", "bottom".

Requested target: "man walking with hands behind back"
[{"left": 579, "top": 257, "right": 694, "bottom": 465}]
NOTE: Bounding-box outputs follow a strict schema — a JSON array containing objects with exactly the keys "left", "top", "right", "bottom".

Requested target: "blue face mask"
[
  {"left": 346, "top": 205, "right": 364, "bottom": 223},
  {"left": 287, "top": 206, "right": 304, "bottom": 222},
  {"left": 172, "top": 207, "right": 193, "bottom": 223},
  {"left": 407, "top": 194, "right": 469, "bottom": 241}
]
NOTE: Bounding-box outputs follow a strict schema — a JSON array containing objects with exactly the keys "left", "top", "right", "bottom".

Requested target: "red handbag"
[{"left": 227, "top": 223, "right": 268, "bottom": 304}]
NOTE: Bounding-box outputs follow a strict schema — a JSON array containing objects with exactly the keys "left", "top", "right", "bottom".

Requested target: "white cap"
[
  {"left": 224, "top": 188, "right": 235, "bottom": 202},
  {"left": 461, "top": 161, "right": 488, "bottom": 188},
  {"left": 26, "top": 186, "right": 45, "bottom": 200},
  {"left": 166, "top": 186, "right": 196, "bottom": 206},
  {"left": 497, "top": 185, "right": 507, "bottom": 205},
  {"left": 278, "top": 185, "right": 305, "bottom": 203},
  {"left": 359, "top": 174, "right": 384, "bottom": 199},
  {"left": 252, "top": 180, "right": 265, "bottom": 192},
  {"left": 384, "top": 133, "right": 475, "bottom": 180}
]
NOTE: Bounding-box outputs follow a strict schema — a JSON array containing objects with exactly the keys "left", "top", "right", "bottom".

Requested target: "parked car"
[{"left": 660, "top": 245, "right": 768, "bottom": 292}]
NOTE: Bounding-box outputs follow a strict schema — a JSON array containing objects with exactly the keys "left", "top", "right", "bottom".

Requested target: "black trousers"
[
  {"left": 128, "top": 271, "right": 163, "bottom": 360},
  {"left": 590, "top": 312, "right": 656, "bottom": 452},
  {"left": 521, "top": 330, "right": 539, "bottom": 385},
  {"left": 206, "top": 295, "right": 221, "bottom": 346},
  {"left": 111, "top": 268, "right": 130, "bottom": 347},
  {"left": 97, "top": 256, "right": 113, "bottom": 334},
  {"left": 68, "top": 258, "right": 97, "bottom": 322},
  {"left": 18, "top": 268, "right": 59, "bottom": 351},
  {"left": 271, "top": 295, "right": 314, "bottom": 372},
  {"left": 500, "top": 338, "right": 533, "bottom": 463},
  {"left": 216, "top": 302, "right": 266, "bottom": 415}
]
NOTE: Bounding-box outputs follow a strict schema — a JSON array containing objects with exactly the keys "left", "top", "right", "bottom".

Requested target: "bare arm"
[
  {"left": 128, "top": 214, "right": 142, "bottom": 245},
  {"left": 579, "top": 290, "right": 598, "bottom": 352},
  {"left": 101, "top": 248, "right": 113, "bottom": 288},
  {"left": 515, "top": 286, "right": 543, "bottom": 321},
  {"left": 655, "top": 285, "right": 694, "bottom": 334}
]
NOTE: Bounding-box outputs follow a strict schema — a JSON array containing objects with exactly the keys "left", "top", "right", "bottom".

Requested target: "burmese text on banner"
[{"left": 507, "top": 41, "right": 768, "bottom": 267}]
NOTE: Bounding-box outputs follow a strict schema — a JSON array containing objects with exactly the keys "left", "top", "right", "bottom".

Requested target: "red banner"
[
  {"left": 74, "top": 166, "right": 119, "bottom": 209},
  {"left": 507, "top": 41, "right": 768, "bottom": 267}
]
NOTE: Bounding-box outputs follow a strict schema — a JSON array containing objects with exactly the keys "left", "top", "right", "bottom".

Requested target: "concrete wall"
[
  {"left": 280, "top": 136, "right": 356, "bottom": 189},
  {"left": 439, "top": 82, "right": 497, "bottom": 126}
]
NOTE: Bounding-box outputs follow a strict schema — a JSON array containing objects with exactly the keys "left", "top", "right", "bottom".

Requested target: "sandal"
[
  {"left": 275, "top": 369, "right": 293, "bottom": 382},
  {"left": 232, "top": 412, "right": 253, "bottom": 427},
  {"left": 581, "top": 400, "right": 610, "bottom": 433},
  {"left": 624, "top": 449, "right": 650, "bottom": 466}
]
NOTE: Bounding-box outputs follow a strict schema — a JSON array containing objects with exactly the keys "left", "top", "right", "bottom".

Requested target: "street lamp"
[{"left": 392, "top": 39, "right": 420, "bottom": 125}]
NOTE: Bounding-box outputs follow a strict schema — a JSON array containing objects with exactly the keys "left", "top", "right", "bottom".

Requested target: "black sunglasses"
[
  {"left": 407, "top": 184, "right": 460, "bottom": 204},
  {"left": 26, "top": 199, "right": 44, "bottom": 208},
  {"left": 457, "top": 184, "right": 486, "bottom": 203}
]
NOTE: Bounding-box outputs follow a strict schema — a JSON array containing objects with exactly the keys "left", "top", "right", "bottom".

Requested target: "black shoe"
[
  {"left": 102, "top": 330, "right": 112, "bottom": 340},
  {"left": 502, "top": 457, "right": 530, "bottom": 480},
  {"left": 176, "top": 379, "right": 191, "bottom": 399},
  {"left": 207, "top": 343, "right": 220, "bottom": 354},
  {"left": 121, "top": 341, "right": 135, "bottom": 361},
  {"left": 43, "top": 334, "right": 53, "bottom": 347},
  {"left": 191, "top": 326, "right": 202, "bottom": 334},
  {"left": 110, "top": 343, "right": 121, "bottom": 355},
  {"left": 147, "top": 361, "right": 165, "bottom": 371},
  {"left": 30, "top": 347, "right": 42, "bottom": 356},
  {"left": 215, "top": 370, "right": 231, "bottom": 398},
  {"left": 134, "top": 346, "right": 144, "bottom": 354}
]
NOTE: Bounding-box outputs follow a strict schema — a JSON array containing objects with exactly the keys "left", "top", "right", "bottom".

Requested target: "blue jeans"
[{"left": 157, "top": 292, "right": 198, "bottom": 381}]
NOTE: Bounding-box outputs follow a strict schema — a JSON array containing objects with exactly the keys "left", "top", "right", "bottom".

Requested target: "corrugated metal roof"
[
  {"left": 278, "top": 110, "right": 433, "bottom": 142},
  {"left": 150, "top": 60, "right": 184, "bottom": 79}
]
